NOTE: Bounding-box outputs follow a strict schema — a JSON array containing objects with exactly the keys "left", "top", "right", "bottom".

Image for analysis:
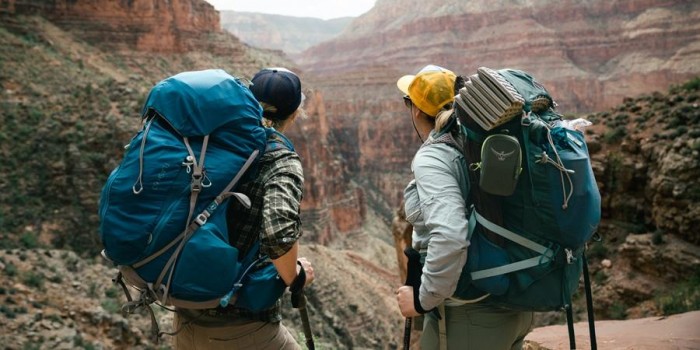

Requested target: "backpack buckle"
[
  {"left": 565, "top": 248, "right": 576, "bottom": 264},
  {"left": 191, "top": 171, "right": 203, "bottom": 192},
  {"left": 195, "top": 211, "right": 210, "bottom": 226}
]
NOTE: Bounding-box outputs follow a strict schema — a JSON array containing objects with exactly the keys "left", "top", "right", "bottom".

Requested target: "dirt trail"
[{"left": 525, "top": 311, "right": 700, "bottom": 350}]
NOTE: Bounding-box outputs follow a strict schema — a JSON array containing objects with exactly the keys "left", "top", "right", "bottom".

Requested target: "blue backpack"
[
  {"left": 98, "top": 70, "right": 286, "bottom": 334},
  {"left": 451, "top": 68, "right": 601, "bottom": 347}
]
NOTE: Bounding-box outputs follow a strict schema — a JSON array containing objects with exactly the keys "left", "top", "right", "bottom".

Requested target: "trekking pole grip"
[
  {"left": 404, "top": 247, "right": 422, "bottom": 288},
  {"left": 403, "top": 247, "right": 423, "bottom": 350},
  {"left": 290, "top": 261, "right": 307, "bottom": 308},
  {"left": 290, "top": 261, "right": 314, "bottom": 350}
]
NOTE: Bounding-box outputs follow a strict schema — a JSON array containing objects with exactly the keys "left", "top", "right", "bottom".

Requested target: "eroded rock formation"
[
  {"left": 297, "top": 0, "right": 700, "bottom": 239},
  {"left": 1, "top": 0, "right": 223, "bottom": 53}
]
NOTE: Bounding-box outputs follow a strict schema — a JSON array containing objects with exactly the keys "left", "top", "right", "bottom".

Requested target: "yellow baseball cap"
[{"left": 397, "top": 65, "right": 457, "bottom": 117}]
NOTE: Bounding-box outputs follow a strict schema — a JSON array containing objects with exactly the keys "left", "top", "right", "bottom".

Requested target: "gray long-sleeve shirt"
[{"left": 404, "top": 138, "right": 471, "bottom": 311}]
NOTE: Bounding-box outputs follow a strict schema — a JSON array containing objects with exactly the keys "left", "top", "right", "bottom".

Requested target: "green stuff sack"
[{"left": 471, "top": 134, "right": 522, "bottom": 196}]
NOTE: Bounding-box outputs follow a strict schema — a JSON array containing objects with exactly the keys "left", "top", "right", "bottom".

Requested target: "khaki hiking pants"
[
  {"left": 420, "top": 303, "right": 533, "bottom": 350},
  {"left": 173, "top": 313, "right": 300, "bottom": 350}
]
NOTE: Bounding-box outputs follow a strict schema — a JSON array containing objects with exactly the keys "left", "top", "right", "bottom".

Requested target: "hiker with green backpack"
[
  {"left": 395, "top": 64, "right": 602, "bottom": 350},
  {"left": 395, "top": 64, "right": 534, "bottom": 350},
  {"left": 172, "top": 67, "right": 315, "bottom": 350}
]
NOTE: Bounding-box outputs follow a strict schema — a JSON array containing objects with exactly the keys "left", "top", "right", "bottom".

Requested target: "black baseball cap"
[{"left": 250, "top": 67, "right": 302, "bottom": 120}]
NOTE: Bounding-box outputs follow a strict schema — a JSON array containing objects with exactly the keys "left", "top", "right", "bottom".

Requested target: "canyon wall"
[
  {"left": 220, "top": 11, "right": 352, "bottom": 55},
  {"left": 301, "top": 0, "right": 700, "bottom": 112},
  {"left": 296, "top": 0, "right": 700, "bottom": 224},
  {"left": 0, "top": 0, "right": 360, "bottom": 246},
  {"left": 1, "top": 0, "right": 226, "bottom": 53}
]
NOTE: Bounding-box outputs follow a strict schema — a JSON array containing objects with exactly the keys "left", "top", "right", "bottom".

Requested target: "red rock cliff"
[
  {"left": 285, "top": 89, "right": 368, "bottom": 243},
  {"left": 296, "top": 0, "right": 700, "bottom": 229},
  {"left": 300, "top": 0, "right": 700, "bottom": 112},
  {"left": 0, "top": 0, "right": 358, "bottom": 243},
  {"left": 1, "top": 0, "right": 223, "bottom": 53}
]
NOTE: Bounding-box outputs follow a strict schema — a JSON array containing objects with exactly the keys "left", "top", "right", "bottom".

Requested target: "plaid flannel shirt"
[{"left": 221, "top": 146, "right": 304, "bottom": 322}]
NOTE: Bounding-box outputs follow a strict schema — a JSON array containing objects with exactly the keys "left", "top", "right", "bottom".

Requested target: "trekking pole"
[
  {"left": 290, "top": 262, "right": 314, "bottom": 350},
  {"left": 582, "top": 252, "right": 597, "bottom": 350},
  {"left": 403, "top": 247, "right": 423, "bottom": 350}
]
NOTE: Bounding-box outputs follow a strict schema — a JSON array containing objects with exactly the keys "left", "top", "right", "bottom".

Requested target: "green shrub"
[
  {"left": 0, "top": 234, "right": 14, "bottom": 249},
  {"left": 656, "top": 269, "right": 700, "bottom": 315},
  {"left": 603, "top": 126, "right": 627, "bottom": 144},
  {"left": 104, "top": 287, "right": 119, "bottom": 299},
  {"left": 20, "top": 232, "right": 39, "bottom": 249},
  {"left": 22, "top": 272, "right": 45, "bottom": 290},
  {"left": 608, "top": 301, "right": 627, "bottom": 320},
  {"left": 48, "top": 274, "right": 63, "bottom": 284},
  {"left": 22, "top": 342, "right": 41, "bottom": 350},
  {"left": 0, "top": 304, "right": 16, "bottom": 318},
  {"left": 639, "top": 110, "right": 654, "bottom": 122},
  {"left": 100, "top": 299, "right": 120, "bottom": 314},
  {"left": 682, "top": 77, "right": 700, "bottom": 91},
  {"left": 88, "top": 282, "right": 99, "bottom": 298},
  {"left": 74, "top": 334, "right": 96, "bottom": 350},
  {"left": 4, "top": 263, "right": 18, "bottom": 277},
  {"left": 47, "top": 314, "right": 63, "bottom": 323},
  {"left": 587, "top": 242, "right": 608, "bottom": 259},
  {"left": 593, "top": 270, "right": 608, "bottom": 285}
]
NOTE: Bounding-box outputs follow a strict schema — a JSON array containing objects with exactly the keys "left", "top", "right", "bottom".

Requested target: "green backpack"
[{"left": 451, "top": 67, "right": 601, "bottom": 348}]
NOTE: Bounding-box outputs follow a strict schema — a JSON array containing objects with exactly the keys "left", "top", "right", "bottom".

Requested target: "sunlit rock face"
[{"left": 2, "top": 0, "right": 224, "bottom": 53}]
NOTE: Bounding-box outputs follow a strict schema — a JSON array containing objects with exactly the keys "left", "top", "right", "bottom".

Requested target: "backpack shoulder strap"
[{"left": 422, "top": 115, "right": 468, "bottom": 153}]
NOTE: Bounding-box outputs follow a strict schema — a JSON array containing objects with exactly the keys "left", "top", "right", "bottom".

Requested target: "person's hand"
[
  {"left": 297, "top": 257, "right": 314, "bottom": 287},
  {"left": 396, "top": 285, "right": 420, "bottom": 317}
]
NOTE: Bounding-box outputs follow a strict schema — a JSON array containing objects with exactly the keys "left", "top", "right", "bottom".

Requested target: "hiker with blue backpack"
[
  {"left": 170, "top": 67, "right": 315, "bottom": 350},
  {"left": 395, "top": 64, "right": 534, "bottom": 350},
  {"left": 395, "top": 64, "right": 602, "bottom": 350},
  {"left": 98, "top": 66, "right": 314, "bottom": 349}
]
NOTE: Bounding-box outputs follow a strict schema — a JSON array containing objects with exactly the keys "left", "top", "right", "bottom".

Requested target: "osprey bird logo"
[{"left": 491, "top": 148, "right": 515, "bottom": 161}]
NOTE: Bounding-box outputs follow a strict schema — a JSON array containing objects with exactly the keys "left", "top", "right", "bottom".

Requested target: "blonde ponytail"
[{"left": 434, "top": 108, "right": 454, "bottom": 133}]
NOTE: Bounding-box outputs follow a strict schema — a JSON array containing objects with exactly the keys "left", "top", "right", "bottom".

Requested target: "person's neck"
[
  {"left": 414, "top": 114, "right": 434, "bottom": 141},
  {"left": 274, "top": 114, "right": 296, "bottom": 133}
]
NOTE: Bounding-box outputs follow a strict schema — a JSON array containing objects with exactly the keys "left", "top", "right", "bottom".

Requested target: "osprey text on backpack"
[
  {"left": 98, "top": 69, "right": 286, "bottom": 340},
  {"left": 452, "top": 67, "right": 602, "bottom": 349}
]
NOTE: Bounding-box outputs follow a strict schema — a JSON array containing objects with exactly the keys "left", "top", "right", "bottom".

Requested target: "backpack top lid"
[
  {"left": 496, "top": 68, "right": 555, "bottom": 113},
  {"left": 142, "top": 69, "right": 263, "bottom": 137}
]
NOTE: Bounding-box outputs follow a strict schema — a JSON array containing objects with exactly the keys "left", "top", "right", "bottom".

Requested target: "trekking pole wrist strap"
[
  {"left": 413, "top": 288, "right": 432, "bottom": 314},
  {"left": 290, "top": 261, "right": 306, "bottom": 291}
]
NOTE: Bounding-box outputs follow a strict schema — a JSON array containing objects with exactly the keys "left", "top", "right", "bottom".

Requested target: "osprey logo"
[{"left": 491, "top": 148, "right": 515, "bottom": 161}]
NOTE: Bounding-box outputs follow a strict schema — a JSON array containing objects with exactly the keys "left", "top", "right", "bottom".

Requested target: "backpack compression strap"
[
  {"left": 147, "top": 135, "right": 212, "bottom": 303},
  {"left": 130, "top": 145, "right": 259, "bottom": 305},
  {"left": 154, "top": 147, "right": 259, "bottom": 303},
  {"left": 468, "top": 210, "right": 556, "bottom": 280}
]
